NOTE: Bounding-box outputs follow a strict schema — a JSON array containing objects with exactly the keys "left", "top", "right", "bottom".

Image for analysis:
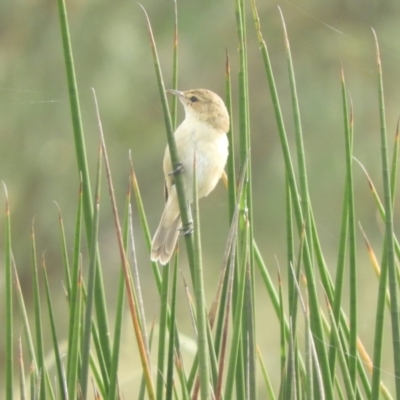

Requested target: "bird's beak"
[{"left": 166, "top": 89, "right": 183, "bottom": 97}]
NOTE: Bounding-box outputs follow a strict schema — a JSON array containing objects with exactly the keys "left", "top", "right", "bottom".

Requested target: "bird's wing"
[{"left": 163, "top": 145, "right": 174, "bottom": 201}]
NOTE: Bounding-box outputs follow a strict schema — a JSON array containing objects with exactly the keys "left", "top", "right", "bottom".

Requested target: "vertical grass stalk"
[
  {"left": 4, "top": 186, "right": 13, "bottom": 400},
  {"left": 192, "top": 153, "right": 211, "bottom": 399},
  {"left": 234, "top": 0, "right": 256, "bottom": 396},
  {"left": 107, "top": 187, "right": 132, "bottom": 400},
  {"left": 341, "top": 68, "right": 358, "bottom": 388},
  {"left": 56, "top": 0, "right": 92, "bottom": 234},
  {"left": 31, "top": 223, "right": 50, "bottom": 400},
  {"left": 373, "top": 30, "right": 400, "bottom": 396},
  {"left": 157, "top": 266, "right": 170, "bottom": 400},
  {"left": 57, "top": 0, "right": 111, "bottom": 371},
  {"left": 79, "top": 144, "right": 103, "bottom": 399},
  {"left": 66, "top": 184, "right": 83, "bottom": 399},
  {"left": 42, "top": 258, "right": 68, "bottom": 400}
]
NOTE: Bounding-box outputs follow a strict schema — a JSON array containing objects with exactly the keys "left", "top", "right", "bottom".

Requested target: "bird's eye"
[{"left": 190, "top": 96, "right": 199, "bottom": 102}]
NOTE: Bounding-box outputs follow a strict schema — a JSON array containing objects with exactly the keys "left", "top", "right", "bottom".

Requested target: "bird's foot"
[
  {"left": 169, "top": 162, "right": 184, "bottom": 176},
  {"left": 179, "top": 222, "right": 193, "bottom": 236}
]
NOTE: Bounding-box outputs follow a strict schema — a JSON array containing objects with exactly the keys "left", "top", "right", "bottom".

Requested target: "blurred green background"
[{"left": 1, "top": 0, "right": 400, "bottom": 396}]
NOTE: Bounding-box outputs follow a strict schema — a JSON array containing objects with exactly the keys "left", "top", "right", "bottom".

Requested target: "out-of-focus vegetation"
[{"left": 1, "top": 0, "right": 400, "bottom": 396}]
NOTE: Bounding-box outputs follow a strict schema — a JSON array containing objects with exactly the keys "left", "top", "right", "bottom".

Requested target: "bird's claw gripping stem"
[
  {"left": 169, "top": 162, "right": 184, "bottom": 176},
  {"left": 179, "top": 222, "right": 193, "bottom": 236}
]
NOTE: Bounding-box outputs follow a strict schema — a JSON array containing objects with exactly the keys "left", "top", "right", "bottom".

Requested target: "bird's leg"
[
  {"left": 179, "top": 202, "right": 193, "bottom": 236},
  {"left": 168, "top": 162, "right": 184, "bottom": 176}
]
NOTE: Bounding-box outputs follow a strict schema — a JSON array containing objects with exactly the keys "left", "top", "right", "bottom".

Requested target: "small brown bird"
[{"left": 151, "top": 88, "right": 230, "bottom": 265}]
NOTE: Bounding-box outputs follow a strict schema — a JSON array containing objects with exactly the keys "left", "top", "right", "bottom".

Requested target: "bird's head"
[{"left": 167, "top": 88, "right": 230, "bottom": 133}]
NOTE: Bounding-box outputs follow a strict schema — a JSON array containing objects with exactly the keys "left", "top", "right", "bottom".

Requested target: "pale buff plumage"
[{"left": 150, "top": 89, "right": 230, "bottom": 265}]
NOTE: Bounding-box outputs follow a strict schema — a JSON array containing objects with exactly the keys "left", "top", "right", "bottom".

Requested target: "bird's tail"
[{"left": 151, "top": 205, "right": 181, "bottom": 265}]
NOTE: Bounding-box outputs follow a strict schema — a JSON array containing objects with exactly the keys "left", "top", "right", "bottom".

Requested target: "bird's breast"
[{"left": 174, "top": 119, "right": 228, "bottom": 199}]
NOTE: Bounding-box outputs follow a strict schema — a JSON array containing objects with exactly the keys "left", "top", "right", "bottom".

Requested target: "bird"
[{"left": 150, "top": 88, "right": 230, "bottom": 265}]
